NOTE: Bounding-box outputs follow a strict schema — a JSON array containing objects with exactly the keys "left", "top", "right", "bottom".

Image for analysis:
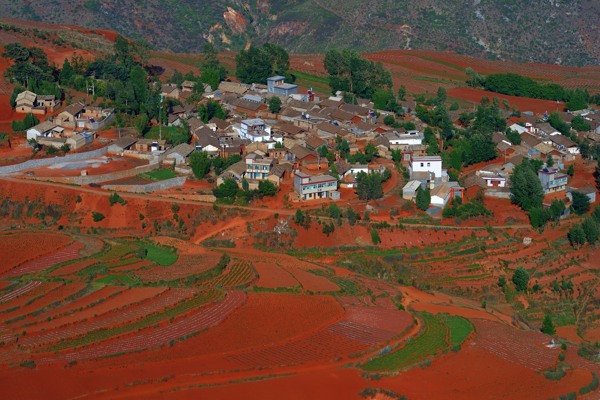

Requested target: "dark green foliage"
[
  {"left": 567, "top": 164, "right": 575, "bottom": 177},
  {"left": 415, "top": 187, "right": 430, "bottom": 211},
  {"left": 92, "top": 212, "right": 105, "bottom": 222},
  {"left": 549, "top": 199, "right": 566, "bottom": 221},
  {"left": 571, "top": 115, "right": 592, "bottom": 132},
  {"left": 512, "top": 266, "right": 529, "bottom": 292},
  {"left": 268, "top": 96, "right": 282, "bottom": 113},
  {"left": 294, "top": 209, "right": 311, "bottom": 229},
  {"left": 346, "top": 207, "right": 358, "bottom": 226},
  {"left": 198, "top": 100, "right": 227, "bottom": 123},
  {"left": 528, "top": 206, "right": 551, "bottom": 229},
  {"left": 322, "top": 221, "right": 335, "bottom": 236},
  {"left": 109, "top": 192, "right": 127, "bottom": 206},
  {"left": 510, "top": 159, "right": 544, "bottom": 212},
  {"left": 497, "top": 275, "right": 506, "bottom": 288},
  {"left": 324, "top": 49, "right": 392, "bottom": 99},
  {"left": 505, "top": 128, "right": 522, "bottom": 145},
  {"left": 581, "top": 217, "right": 599, "bottom": 245},
  {"left": 571, "top": 191, "right": 590, "bottom": 215},
  {"left": 213, "top": 178, "right": 239, "bottom": 202},
  {"left": 200, "top": 43, "right": 228, "bottom": 90},
  {"left": 548, "top": 112, "right": 571, "bottom": 136},
  {"left": 567, "top": 224, "right": 587, "bottom": 248},
  {"left": 258, "top": 180, "right": 277, "bottom": 197},
  {"left": 579, "top": 373, "right": 598, "bottom": 395},
  {"left": 3, "top": 43, "right": 55, "bottom": 88},
  {"left": 235, "top": 43, "right": 290, "bottom": 84},
  {"left": 356, "top": 172, "right": 383, "bottom": 202},
  {"left": 12, "top": 113, "right": 40, "bottom": 131},
  {"left": 443, "top": 197, "right": 492, "bottom": 220},
  {"left": 371, "top": 229, "right": 381, "bottom": 245},
  {"left": 541, "top": 314, "right": 556, "bottom": 335},
  {"left": 189, "top": 151, "right": 211, "bottom": 179},
  {"left": 211, "top": 155, "right": 242, "bottom": 176},
  {"left": 328, "top": 203, "right": 341, "bottom": 219}
]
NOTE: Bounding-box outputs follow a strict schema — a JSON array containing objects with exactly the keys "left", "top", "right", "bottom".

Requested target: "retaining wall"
[
  {"left": 47, "top": 162, "right": 160, "bottom": 185},
  {"left": 0, "top": 146, "right": 110, "bottom": 176},
  {"left": 102, "top": 177, "right": 187, "bottom": 193}
]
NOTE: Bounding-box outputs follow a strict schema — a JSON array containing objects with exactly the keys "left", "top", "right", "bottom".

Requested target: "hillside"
[{"left": 0, "top": 0, "right": 598, "bottom": 66}]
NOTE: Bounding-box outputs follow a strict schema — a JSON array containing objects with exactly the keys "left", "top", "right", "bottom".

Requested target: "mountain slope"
[{"left": 1, "top": 0, "right": 598, "bottom": 66}]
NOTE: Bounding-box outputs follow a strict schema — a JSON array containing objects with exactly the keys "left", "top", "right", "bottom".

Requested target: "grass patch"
[
  {"left": 140, "top": 169, "right": 177, "bottom": 181},
  {"left": 363, "top": 312, "right": 448, "bottom": 371},
  {"left": 290, "top": 70, "right": 330, "bottom": 92},
  {"left": 440, "top": 315, "right": 473, "bottom": 349},
  {"left": 145, "top": 244, "right": 178, "bottom": 266}
]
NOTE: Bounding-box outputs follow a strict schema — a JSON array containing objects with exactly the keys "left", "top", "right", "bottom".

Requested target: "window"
[
  {"left": 420, "top": 163, "right": 424, "bottom": 167},
  {"left": 427, "top": 162, "right": 430, "bottom": 167}
]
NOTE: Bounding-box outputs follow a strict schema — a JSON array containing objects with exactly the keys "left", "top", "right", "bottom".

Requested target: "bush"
[
  {"left": 580, "top": 373, "right": 598, "bottom": 395},
  {"left": 371, "top": 229, "right": 381, "bottom": 245},
  {"left": 109, "top": 192, "right": 127, "bottom": 206},
  {"left": 92, "top": 212, "right": 105, "bottom": 222}
]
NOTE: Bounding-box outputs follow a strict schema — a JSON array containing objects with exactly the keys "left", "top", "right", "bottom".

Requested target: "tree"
[
  {"left": 397, "top": 85, "right": 407, "bottom": 101},
  {"left": 268, "top": 96, "right": 282, "bottom": 113},
  {"left": 198, "top": 100, "right": 227, "bottom": 123},
  {"left": 510, "top": 160, "right": 544, "bottom": 211},
  {"left": 541, "top": 314, "right": 556, "bottom": 335},
  {"left": 59, "top": 58, "right": 74, "bottom": 85},
  {"left": 258, "top": 180, "right": 277, "bottom": 197},
  {"left": 568, "top": 224, "right": 587, "bottom": 247},
  {"left": 200, "top": 43, "right": 228, "bottom": 90},
  {"left": 189, "top": 151, "right": 211, "bottom": 179},
  {"left": 571, "top": 115, "right": 592, "bottom": 132},
  {"left": 505, "top": 128, "right": 522, "bottom": 145},
  {"left": 235, "top": 43, "right": 290, "bottom": 84},
  {"left": 134, "top": 114, "right": 148, "bottom": 136},
  {"left": 546, "top": 154, "right": 554, "bottom": 167},
  {"left": 356, "top": 172, "right": 383, "bottom": 202},
  {"left": 571, "top": 191, "right": 591, "bottom": 215},
  {"left": 497, "top": 275, "right": 507, "bottom": 288},
  {"left": 213, "top": 178, "right": 239, "bottom": 202},
  {"left": 416, "top": 186, "right": 431, "bottom": 211},
  {"left": 346, "top": 207, "right": 357, "bottom": 225},
  {"left": 371, "top": 229, "right": 381, "bottom": 245},
  {"left": 323, "top": 49, "right": 392, "bottom": 99},
  {"left": 567, "top": 164, "right": 575, "bottom": 177},
  {"left": 512, "top": 266, "right": 530, "bottom": 292},
  {"left": 581, "top": 217, "right": 600, "bottom": 245}
]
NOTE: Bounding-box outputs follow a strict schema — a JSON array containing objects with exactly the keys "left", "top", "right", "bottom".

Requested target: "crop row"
[
  {"left": 3, "top": 242, "right": 83, "bottom": 278},
  {"left": 0, "top": 281, "right": 41, "bottom": 303},
  {"left": 20, "top": 288, "right": 190, "bottom": 347},
  {"left": 41, "top": 288, "right": 223, "bottom": 352},
  {"left": 206, "top": 261, "right": 256, "bottom": 289},
  {"left": 38, "top": 290, "right": 246, "bottom": 364}
]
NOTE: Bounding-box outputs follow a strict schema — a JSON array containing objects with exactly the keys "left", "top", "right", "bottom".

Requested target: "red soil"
[
  {"left": 254, "top": 261, "right": 300, "bottom": 288},
  {"left": 448, "top": 87, "right": 565, "bottom": 114},
  {"left": 0, "top": 232, "right": 71, "bottom": 275}
]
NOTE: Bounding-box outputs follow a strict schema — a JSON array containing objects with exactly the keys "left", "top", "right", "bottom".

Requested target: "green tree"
[
  {"left": 328, "top": 203, "right": 341, "bottom": 219},
  {"left": 567, "top": 164, "right": 575, "bottom": 177},
  {"left": 200, "top": 43, "right": 228, "bottom": 90},
  {"left": 258, "top": 180, "right": 277, "bottom": 197},
  {"left": 59, "top": 58, "right": 74, "bottom": 85},
  {"left": 198, "top": 100, "right": 227, "bottom": 123},
  {"left": 356, "top": 172, "right": 383, "bottom": 202},
  {"left": 371, "top": 229, "right": 381, "bottom": 245},
  {"left": 268, "top": 96, "right": 282, "bottom": 113},
  {"left": 235, "top": 43, "right": 290, "bottom": 84},
  {"left": 189, "top": 151, "right": 211, "bottom": 179},
  {"left": 568, "top": 224, "right": 587, "bottom": 247},
  {"left": 346, "top": 207, "right": 357, "bottom": 225},
  {"left": 541, "top": 314, "right": 556, "bottom": 335},
  {"left": 571, "top": 191, "right": 591, "bottom": 215},
  {"left": 416, "top": 186, "right": 431, "bottom": 211},
  {"left": 571, "top": 115, "right": 592, "bottom": 132},
  {"left": 505, "top": 128, "right": 522, "bottom": 145},
  {"left": 510, "top": 160, "right": 544, "bottom": 211},
  {"left": 213, "top": 178, "right": 239, "bottom": 202},
  {"left": 134, "top": 114, "right": 148, "bottom": 136},
  {"left": 581, "top": 217, "right": 599, "bottom": 245},
  {"left": 546, "top": 154, "right": 554, "bottom": 167},
  {"left": 512, "top": 266, "right": 530, "bottom": 292}
]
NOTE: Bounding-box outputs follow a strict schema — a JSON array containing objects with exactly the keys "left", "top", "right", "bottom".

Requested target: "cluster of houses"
[
  {"left": 17, "top": 89, "right": 114, "bottom": 150},
  {"left": 17, "top": 72, "right": 599, "bottom": 206}
]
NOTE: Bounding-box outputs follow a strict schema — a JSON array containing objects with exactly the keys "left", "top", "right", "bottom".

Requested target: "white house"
[
  {"left": 26, "top": 121, "right": 63, "bottom": 140},
  {"left": 385, "top": 130, "right": 423, "bottom": 148},
  {"left": 430, "top": 185, "right": 452, "bottom": 207},
  {"left": 236, "top": 118, "right": 272, "bottom": 142},
  {"left": 508, "top": 123, "right": 530, "bottom": 135},
  {"left": 478, "top": 170, "right": 507, "bottom": 188},
  {"left": 410, "top": 155, "right": 443, "bottom": 180}
]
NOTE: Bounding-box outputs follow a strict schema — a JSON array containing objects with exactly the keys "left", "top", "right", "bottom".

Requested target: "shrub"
[
  {"left": 19, "top": 360, "right": 36, "bottom": 369},
  {"left": 371, "top": 229, "right": 381, "bottom": 245},
  {"left": 579, "top": 372, "right": 598, "bottom": 395},
  {"left": 109, "top": 192, "right": 127, "bottom": 206},
  {"left": 92, "top": 212, "right": 105, "bottom": 222}
]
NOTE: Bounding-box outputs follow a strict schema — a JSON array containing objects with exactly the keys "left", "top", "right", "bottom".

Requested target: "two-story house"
[
  {"left": 538, "top": 167, "right": 568, "bottom": 193},
  {"left": 294, "top": 171, "right": 339, "bottom": 200},
  {"left": 245, "top": 153, "right": 276, "bottom": 180},
  {"left": 267, "top": 76, "right": 298, "bottom": 96},
  {"left": 238, "top": 118, "right": 272, "bottom": 142},
  {"left": 409, "top": 155, "right": 443, "bottom": 180}
]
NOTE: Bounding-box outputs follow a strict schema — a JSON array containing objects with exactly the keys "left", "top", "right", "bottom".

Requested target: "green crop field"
[
  {"left": 363, "top": 312, "right": 448, "bottom": 371},
  {"left": 145, "top": 244, "right": 178, "bottom": 266},
  {"left": 140, "top": 169, "right": 177, "bottom": 181},
  {"left": 441, "top": 315, "right": 473, "bottom": 347}
]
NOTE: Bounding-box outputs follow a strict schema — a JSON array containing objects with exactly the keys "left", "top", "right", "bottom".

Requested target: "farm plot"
[
  {"left": 0, "top": 281, "right": 59, "bottom": 312},
  {"left": 19, "top": 288, "right": 195, "bottom": 348},
  {"left": 21, "top": 287, "right": 165, "bottom": 334},
  {"left": 0, "top": 281, "right": 42, "bottom": 304},
  {"left": 331, "top": 307, "right": 414, "bottom": 345},
  {"left": 254, "top": 262, "right": 299, "bottom": 289},
  {"left": 134, "top": 254, "right": 221, "bottom": 282},
  {"left": 15, "top": 286, "right": 124, "bottom": 330},
  {"left": 0, "top": 232, "right": 71, "bottom": 275},
  {"left": 363, "top": 312, "right": 449, "bottom": 371},
  {"left": 48, "top": 259, "right": 97, "bottom": 277},
  {"left": 1, "top": 283, "right": 87, "bottom": 322},
  {"left": 205, "top": 260, "right": 257, "bottom": 289},
  {"left": 279, "top": 263, "right": 340, "bottom": 292},
  {"left": 226, "top": 330, "right": 366, "bottom": 368},
  {"left": 472, "top": 319, "right": 557, "bottom": 371},
  {"left": 3, "top": 241, "right": 83, "bottom": 278},
  {"left": 37, "top": 290, "right": 247, "bottom": 364}
]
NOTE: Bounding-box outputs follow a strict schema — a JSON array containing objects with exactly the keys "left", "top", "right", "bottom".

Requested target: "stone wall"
[
  {"left": 0, "top": 146, "right": 109, "bottom": 176},
  {"left": 102, "top": 177, "right": 187, "bottom": 193},
  {"left": 46, "top": 162, "right": 160, "bottom": 185}
]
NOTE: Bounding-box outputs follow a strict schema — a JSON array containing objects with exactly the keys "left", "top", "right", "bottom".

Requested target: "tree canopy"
[
  {"left": 324, "top": 49, "right": 392, "bottom": 100},
  {"left": 510, "top": 159, "right": 544, "bottom": 212},
  {"left": 235, "top": 43, "right": 290, "bottom": 84},
  {"left": 356, "top": 172, "right": 383, "bottom": 202}
]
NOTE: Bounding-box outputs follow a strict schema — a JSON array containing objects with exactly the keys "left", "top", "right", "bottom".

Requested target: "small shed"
[
  {"left": 108, "top": 137, "right": 137, "bottom": 154},
  {"left": 402, "top": 180, "right": 422, "bottom": 200}
]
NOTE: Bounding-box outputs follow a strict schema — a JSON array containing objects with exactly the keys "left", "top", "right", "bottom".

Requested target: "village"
[{"left": 6, "top": 63, "right": 600, "bottom": 222}]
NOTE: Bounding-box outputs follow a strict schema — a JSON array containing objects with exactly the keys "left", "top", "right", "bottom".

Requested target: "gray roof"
[{"left": 164, "top": 143, "right": 194, "bottom": 158}]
